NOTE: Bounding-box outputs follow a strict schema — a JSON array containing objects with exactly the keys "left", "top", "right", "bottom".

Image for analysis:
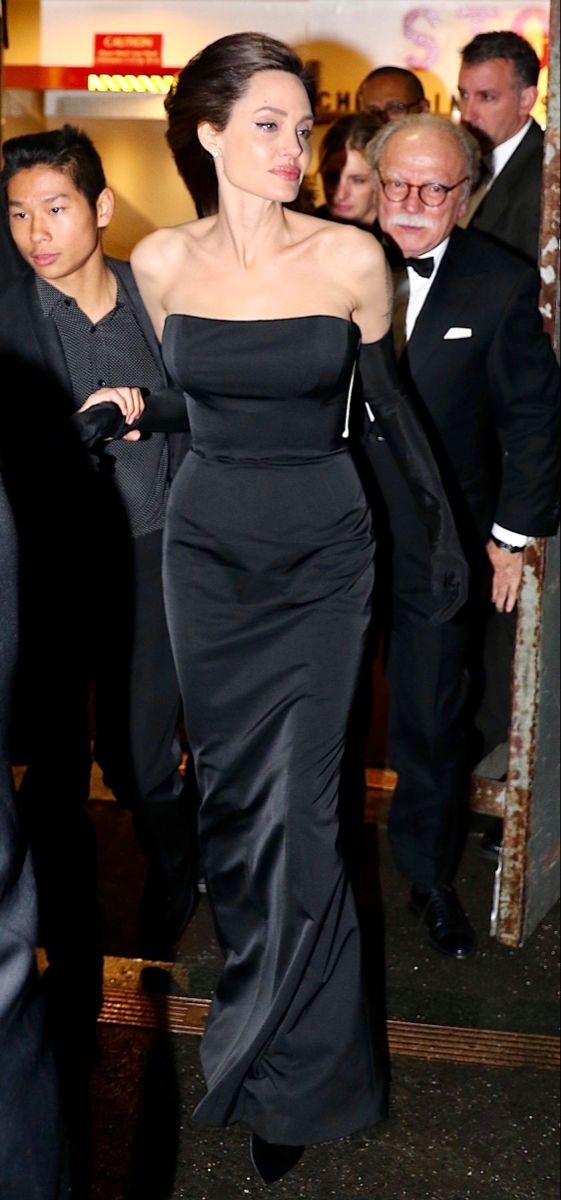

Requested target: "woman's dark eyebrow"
[{"left": 254, "top": 105, "right": 314, "bottom": 121}]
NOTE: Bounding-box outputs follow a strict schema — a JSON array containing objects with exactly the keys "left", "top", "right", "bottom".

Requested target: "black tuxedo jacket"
[
  {"left": 0, "top": 258, "right": 191, "bottom": 678},
  {"left": 398, "top": 226, "right": 559, "bottom": 557},
  {"left": 0, "top": 258, "right": 189, "bottom": 552},
  {"left": 469, "top": 119, "right": 544, "bottom": 265},
  {"left": 0, "top": 256, "right": 188, "bottom": 476}
]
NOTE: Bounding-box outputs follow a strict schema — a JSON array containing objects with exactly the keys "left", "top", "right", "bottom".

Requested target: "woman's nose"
[{"left": 282, "top": 131, "right": 306, "bottom": 158}]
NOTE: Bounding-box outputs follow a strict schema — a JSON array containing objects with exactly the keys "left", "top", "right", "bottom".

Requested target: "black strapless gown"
[{"left": 162, "top": 314, "right": 387, "bottom": 1145}]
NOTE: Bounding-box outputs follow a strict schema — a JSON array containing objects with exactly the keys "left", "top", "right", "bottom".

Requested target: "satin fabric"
[{"left": 162, "top": 315, "right": 387, "bottom": 1145}]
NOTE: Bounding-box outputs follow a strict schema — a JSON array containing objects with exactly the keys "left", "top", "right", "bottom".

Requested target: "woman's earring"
[{"left": 211, "top": 150, "right": 221, "bottom": 160}]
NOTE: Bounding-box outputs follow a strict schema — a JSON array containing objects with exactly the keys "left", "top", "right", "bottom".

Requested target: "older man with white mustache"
[{"left": 362, "top": 115, "right": 559, "bottom": 960}]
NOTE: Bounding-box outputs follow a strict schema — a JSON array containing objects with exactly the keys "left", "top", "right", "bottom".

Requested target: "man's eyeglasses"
[
  {"left": 375, "top": 169, "right": 470, "bottom": 208},
  {"left": 364, "top": 100, "right": 420, "bottom": 121}
]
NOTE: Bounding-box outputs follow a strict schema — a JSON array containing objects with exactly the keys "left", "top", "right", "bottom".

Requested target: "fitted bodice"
[{"left": 162, "top": 314, "right": 360, "bottom": 462}]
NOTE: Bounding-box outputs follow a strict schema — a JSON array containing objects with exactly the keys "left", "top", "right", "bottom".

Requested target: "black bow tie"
[{"left": 403, "top": 256, "right": 435, "bottom": 278}]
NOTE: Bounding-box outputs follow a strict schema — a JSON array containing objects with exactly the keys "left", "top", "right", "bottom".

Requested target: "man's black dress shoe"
[
  {"left": 250, "top": 1133, "right": 305, "bottom": 1185},
  {"left": 139, "top": 875, "right": 199, "bottom": 961},
  {"left": 410, "top": 885, "right": 477, "bottom": 960}
]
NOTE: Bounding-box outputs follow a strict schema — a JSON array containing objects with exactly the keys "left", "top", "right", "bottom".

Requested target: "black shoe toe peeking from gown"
[{"left": 250, "top": 1134, "right": 305, "bottom": 1185}]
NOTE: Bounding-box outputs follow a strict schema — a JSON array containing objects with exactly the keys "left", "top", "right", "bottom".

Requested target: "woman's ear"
[
  {"left": 198, "top": 122, "right": 222, "bottom": 159},
  {"left": 96, "top": 187, "right": 115, "bottom": 230}
]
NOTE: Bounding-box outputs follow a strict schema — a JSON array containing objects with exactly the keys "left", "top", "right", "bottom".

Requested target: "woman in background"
[{"left": 316, "top": 111, "right": 382, "bottom": 230}]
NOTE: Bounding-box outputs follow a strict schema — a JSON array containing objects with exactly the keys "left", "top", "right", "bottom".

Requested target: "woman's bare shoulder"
[
  {"left": 131, "top": 218, "right": 214, "bottom": 273},
  {"left": 288, "top": 209, "right": 386, "bottom": 268},
  {"left": 324, "top": 223, "right": 386, "bottom": 273}
]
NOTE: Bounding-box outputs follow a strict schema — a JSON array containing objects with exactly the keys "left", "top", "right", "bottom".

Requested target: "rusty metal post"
[
  {"left": 495, "top": 544, "right": 548, "bottom": 945},
  {"left": 493, "top": 0, "right": 560, "bottom": 947},
  {"left": 539, "top": 0, "right": 561, "bottom": 358}
]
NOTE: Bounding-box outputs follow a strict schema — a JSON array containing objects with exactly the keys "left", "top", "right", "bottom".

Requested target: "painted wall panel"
[{"left": 38, "top": 0, "right": 550, "bottom": 117}]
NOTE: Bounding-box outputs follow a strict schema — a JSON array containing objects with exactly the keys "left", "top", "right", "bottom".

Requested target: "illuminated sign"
[
  {"left": 403, "top": 6, "right": 548, "bottom": 68},
  {"left": 87, "top": 73, "right": 175, "bottom": 94},
  {"left": 94, "top": 33, "right": 163, "bottom": 70}
]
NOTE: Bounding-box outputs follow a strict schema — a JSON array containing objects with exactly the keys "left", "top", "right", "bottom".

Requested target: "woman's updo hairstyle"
[{"left": 165, "top": 32, "right": 317, "bottom": 217}]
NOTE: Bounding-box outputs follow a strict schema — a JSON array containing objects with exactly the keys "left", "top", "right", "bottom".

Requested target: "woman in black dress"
[{"left": 79, "top": 32, "right": 464, "bottom": 1186}]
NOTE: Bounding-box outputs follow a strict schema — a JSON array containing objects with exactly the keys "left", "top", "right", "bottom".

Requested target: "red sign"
[{"left": 94, "top": 33, "right": 163, "bottom": 69}]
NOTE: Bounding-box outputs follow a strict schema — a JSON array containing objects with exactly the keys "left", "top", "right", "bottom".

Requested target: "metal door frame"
[{"left": 470, "top": 0, "right": 560, "bottom": 945}]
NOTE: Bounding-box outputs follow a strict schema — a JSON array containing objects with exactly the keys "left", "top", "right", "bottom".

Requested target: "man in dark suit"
[
  {"left": 0, "top": 470, "right": 68, "bottom": 1199},
  {"left": 357, "top": 65, "right": 429, "bottom": 124},
  {"left": 0, "top": 126, "right": 198, "bottom": 1050},
  {"left": 458, "top": 30, "right": 544, "bottom": 265},
  {"left": 458, "top": 31, "right": 545, "bottom": 858},
  {"left": 365, "top": 115, "right": 559, "bottom": 958}
]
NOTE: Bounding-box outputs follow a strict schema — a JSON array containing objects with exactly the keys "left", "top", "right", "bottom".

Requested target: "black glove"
[
  {"left": 359, "top": 331, "right": 470, "bottom": 623},
  {"left": 73, "top": 386, "right": 190, "bottom": 449}
]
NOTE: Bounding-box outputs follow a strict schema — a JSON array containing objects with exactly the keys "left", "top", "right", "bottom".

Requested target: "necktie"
[{"left": 403, "top": 256, "right": 435, "bottom": 278}]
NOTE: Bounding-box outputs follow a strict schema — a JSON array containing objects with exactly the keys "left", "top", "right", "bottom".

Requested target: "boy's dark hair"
[
  {"left": 1, "top": 124, "right": 106, "bottom": 210},
  {"left": 461, "top": 31, "right": 541, "bottom": 89}
]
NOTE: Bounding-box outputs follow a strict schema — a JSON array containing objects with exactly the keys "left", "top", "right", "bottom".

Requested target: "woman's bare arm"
[{"left": 324, "top": 225, "right": 392, "bottom": 344}]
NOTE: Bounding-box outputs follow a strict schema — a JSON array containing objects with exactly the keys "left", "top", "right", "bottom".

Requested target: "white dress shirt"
[
  {"left": 405, "top": 236, "right": 529, "bottom": 548},
  {"left": 406, "top": 238, "right": 450, "bottom": 341}
]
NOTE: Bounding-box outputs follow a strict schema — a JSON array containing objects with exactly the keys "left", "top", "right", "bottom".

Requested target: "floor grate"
[{"left": 98, "top": 985, "right": 560, "bottom": 1072}]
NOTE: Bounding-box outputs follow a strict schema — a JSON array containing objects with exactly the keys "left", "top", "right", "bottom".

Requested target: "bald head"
[
  {"left": 358, "top": 67, "right": 429, "bottom": 122},
  {"left": 367, "top": 116, "right": 480, "bottom": 256}
]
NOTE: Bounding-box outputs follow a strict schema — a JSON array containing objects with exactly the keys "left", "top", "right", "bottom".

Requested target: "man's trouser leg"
[
  {"left": 386, "top": 603, "right": 470, "bottom": 890},
  {"left": 94, "top": 530, "right": 199, "bottom": 943},
  {"left": 0, "top": 479, "right": 68, "bottom": 1198},
  {"left": 15, "top": 596, "right": 103, "bottom": 1020},
  {"left": 363, "top": 436, "right": 471, "bottom": 891}
]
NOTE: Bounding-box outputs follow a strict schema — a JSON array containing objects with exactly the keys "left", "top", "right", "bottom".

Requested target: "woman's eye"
[
  {"left": 297, "top": 128, "right": 313, "bottom": 141},
  {"left": 256, "top": 122, "right": 277, "bottom": 132}
]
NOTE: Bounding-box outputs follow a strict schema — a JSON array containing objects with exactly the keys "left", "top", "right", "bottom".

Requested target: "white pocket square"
[{"left": 444, "top": 327, "right": 473, "bottom": 340}]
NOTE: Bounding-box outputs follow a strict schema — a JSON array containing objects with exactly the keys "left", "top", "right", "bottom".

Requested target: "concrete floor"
[
  {"left": 86, "top": 1028, "right": 558, "bottom": 1200},
  {"left": 67, "top": 800, "right": 559, "bottom": 1200}
]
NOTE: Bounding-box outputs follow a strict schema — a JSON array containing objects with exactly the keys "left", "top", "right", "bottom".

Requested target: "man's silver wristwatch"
[{"left": 490, "top": 534, "right": 524, "bottom": 553}]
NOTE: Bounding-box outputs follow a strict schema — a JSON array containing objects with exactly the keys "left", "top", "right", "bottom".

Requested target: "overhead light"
[{"left": 88, "top": 73, "right": 176, "bottom": 94}]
